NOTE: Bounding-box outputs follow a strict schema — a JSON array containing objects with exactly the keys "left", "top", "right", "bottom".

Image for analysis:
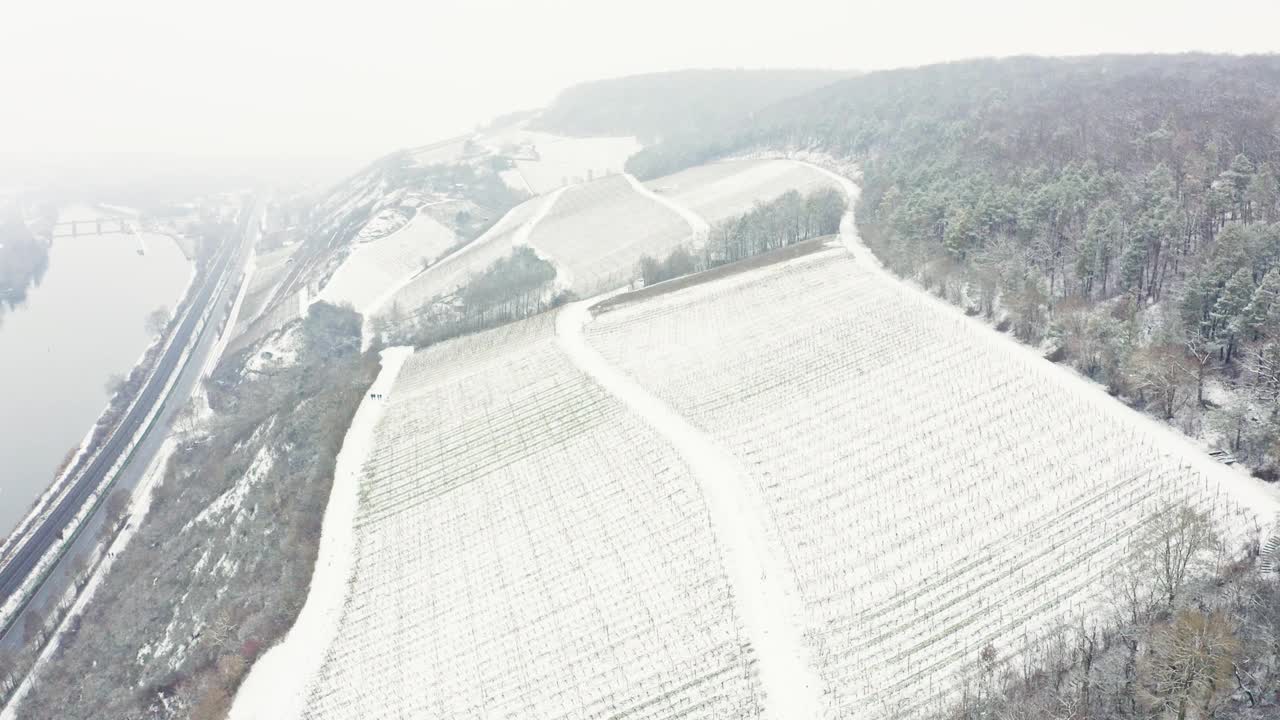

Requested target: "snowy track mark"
[
  {"left": 555, "top": 302, "right": 825, "bottom": 720},
  {"left": 228, "top": 347, "right": 413, "bottom": 720},
  {"left": 623, "top": 172, "right": 710, "bottom": 245},
  {"left": 515, "top": 187, "right": 571, "bottom": 290}
]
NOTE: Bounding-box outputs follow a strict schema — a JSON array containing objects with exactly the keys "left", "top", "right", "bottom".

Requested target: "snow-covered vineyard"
[
  {"left": 223, "top": 155, "right": 1280, "bottom": 720},
  {"left": 646, "top": 158, "right": 842, "bottom": 226},
  {"left": 480, "top": 128, "right": 641, "bottom": 194},
  {"left": 301, "top": 314, "right": 763, "bottom": 719},
  {"left": 585, "top": 244, "right": 1277, "bottom": 717},
  {"left": 529, "top": 174, "right": 694, "bottom": 295},
  {"left": 234, "top": 239, "right": 1280, "bottom": 719},
  {"left": 373, "top": 192, "right": 553, "bottom": 320},
  {"left": 317, "top": 212, "right": 456, "bottom": 315}
]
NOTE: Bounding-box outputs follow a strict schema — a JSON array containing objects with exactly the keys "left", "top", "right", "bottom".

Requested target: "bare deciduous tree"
[
  {"left": 1150, "top": 506, "right": 1217, "bottom": 610},
  {"left": 145, "top": 306, "right": 171, "bottom": 337},
  {"left": 1128, "top": 343, "right": 1191, "bottom": 419},
  {"left": 21, "top": 607, "right": 45, "bottom": 647},
  {"left": 1139, "top": 611, "right": 1239, "bottom": 720},
  {"left": 0, "top": 649, "right": 14, "bottom": 695}
]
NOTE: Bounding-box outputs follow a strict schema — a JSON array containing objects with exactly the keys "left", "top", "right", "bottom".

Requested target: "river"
[{"left": 0, "top": 206, "right": 192, "bottom": 538}]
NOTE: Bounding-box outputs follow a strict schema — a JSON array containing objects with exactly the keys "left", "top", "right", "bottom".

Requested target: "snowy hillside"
[
  {"left": 584, "top": 243, "right": 1280, "bottom": 717},
  {"left": 477, "top": 127, "right": 640, "bottom": 194},
  {"left": 224, "top": 159, "right": 1280, "bottom": 720},
  {"left": 527, "top": 174, "right": 693, "bottom": 295},
  {"left": 646, "top": 158, "right": 841, "bottom": 226},
  {"left": 372, "top": 191, "right": 555, "bottom": 321},
  {"left": 292, "top": 314, "right": 763, "bottom": 718},
  {"left": 316, "top": 212, "right": 456, "bottom": 315}
]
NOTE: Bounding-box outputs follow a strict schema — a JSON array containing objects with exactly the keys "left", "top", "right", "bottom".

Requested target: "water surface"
[{"left": 0, "top": 206, "right": 192, "bottom": 538}]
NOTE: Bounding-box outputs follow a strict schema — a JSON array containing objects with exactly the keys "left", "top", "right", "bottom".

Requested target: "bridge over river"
[{"left": 50, "top": 217, "right": 134, "bottom": 239}]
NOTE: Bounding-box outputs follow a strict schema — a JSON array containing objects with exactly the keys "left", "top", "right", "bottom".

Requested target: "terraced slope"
[
  {"left": 584, "top": 244, "right": 1276, "bottom": 718},
  {"left": 317, "top": 213, "right": 456, "bottom": 315},
  {"left": 373, "top": 193, "right": 550, "bottom": 319},
  {"left": 480, "top": 128, "right": 641, "bottom": 194},
  {"left": 302, "top": 314, "right": 762, "bottom": 719},
  {"left": 645, "top": 159, "right": 840, "bottom": 226},
  {"left": 528, "top": 175, "right": 692, "bottom": 295}
]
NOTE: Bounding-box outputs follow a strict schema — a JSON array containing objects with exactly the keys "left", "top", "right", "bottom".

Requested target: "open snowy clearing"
[
  {"left": 373, "top": 191, "right": 558, "bottom": 323},
  {"left": 528, "top": 175, "right": 693, "bottom": 295},
  {"left": 480, "top": 128, "right": 641, "bottom": 194},
  {"left": 316, "top": 212, "right": 456, "bottom": 315},
  {"left": 645, "top": 158, "right": 842, "bottom": 226},
  {"left": 236, "top": 244, "right": 298, "bottom": 326},
  {"left": 291, "top": 314, "right": 762, "bottom": 719}
]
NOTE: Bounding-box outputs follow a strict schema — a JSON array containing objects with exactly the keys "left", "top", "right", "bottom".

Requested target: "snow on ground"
[
  {"left": 479, "top": 128, "right": 641, "bottom": 194},
  {"left": 804, "top": 157, "right": 1280, "bottom": 519},
  {"left": 645, "top": 158, "right": 842, "bottom": 227},
  {"left": 225, "top": 159, "right": 1280, "bottom": 720},
  {"left": 558, "top": 302, "right": 825, "bottom": 720},
  {"left": 584, "top": 237, "right": 1280, "bottom": 718},
  {"left": 528, "top": 175, "right": 691, "bottom": 296},
  {"left": 229, "top": 347, "right": 412, "bottom": 720},
  {"left": 286, "top": 314, "right": 761, "bottom": 719},
  {"left": 0, "top": 254, "right": 196, "bottom": 571},
  {"left": 624, "top": 172, "right": 709, "bottom": 245},
  {"left": 373, "top": 191, "right": 558, "bottom": 322},
  {"left": 244, "top": 324, "right": 302, "bottom": 374},
  {"left": 0, "top": 439, "right": 177, "bottom": 720},
  {"left": 200, "top": 243, "right": 256, "bottom": 381},
  {"left": 316, "top": 212, "right": 456, "bottom": 315},
  {"left": 410, "top": 135, "right": 471, "bottom": 166},
  {"left": 353, "top": 207, "right": 411, "bottom": 243},
  {"left": 238, "top": 244, "right": 298, "bottom": 326}
]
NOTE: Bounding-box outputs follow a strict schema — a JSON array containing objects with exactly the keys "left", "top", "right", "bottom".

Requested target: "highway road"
[{"left": 0, "top": 199, "right": 260, "bottom": 653}]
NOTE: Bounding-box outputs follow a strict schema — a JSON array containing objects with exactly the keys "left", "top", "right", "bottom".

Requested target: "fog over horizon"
[{"left": 5, "top": 0, "right": 1280, "bottom": 172}]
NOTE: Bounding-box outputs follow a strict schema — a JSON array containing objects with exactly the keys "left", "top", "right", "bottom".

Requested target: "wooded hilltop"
[{"left": 539, "top": 54, "right": 1280, "bottom": 719}]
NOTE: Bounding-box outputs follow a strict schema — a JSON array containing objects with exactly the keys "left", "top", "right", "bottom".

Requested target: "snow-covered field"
[
  {"left": 236, "top": 244, "right": 297, "bottom": 327},
  {"left": 295, "top": 314, "right": 762, "bottom": 719},
  {"left": 410, "top": 135, "right": 471, "bottom": 166},
  {"left": 373, "top": 192, "right": 553, "bottom": 320},
  {"left": 584, "top": 243, "right": 1279, "bottom": 718},
  {"left": 353, "top": 207, "right": 411, "bottom": 242},
  {"left": 316, "top": 212, "right": 456, "bottom": 315},
  {"left": 645, "top": 158, "right": 841, "bottom": 226},
  {"left": 528, "top": 174, "right": 693, "bottom": 295},
  {"left": 480, "top": 128, "right": 641, "bottom": 194},
  {"left": 228, "top": 159, "right": 1280, "bottom": 720}
]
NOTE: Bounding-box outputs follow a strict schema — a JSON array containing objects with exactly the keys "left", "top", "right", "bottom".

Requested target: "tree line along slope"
[
  {"left": 241, "top": 229, "right": 1279, "bottom": 719},
  {"left": 585, "top": 240, "right": 1278, "bottom": 716}
]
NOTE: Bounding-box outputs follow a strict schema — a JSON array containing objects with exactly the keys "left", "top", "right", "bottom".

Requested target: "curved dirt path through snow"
[
  {"left": 555, "top": 302, "right": 826, "bottom": 720},
  {"left": 227, "top": 347, "right": 413, "bottom": 720},
  {"left": 622, "top": 172, "right": 711, "bottom": 246},
  {"left": 515, "top": 186, "right": 571, "bottom": 289}
]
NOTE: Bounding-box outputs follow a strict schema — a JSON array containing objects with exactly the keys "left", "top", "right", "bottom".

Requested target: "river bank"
[{"left": 0, "top": 206, "right": 193, "bottom": 538}]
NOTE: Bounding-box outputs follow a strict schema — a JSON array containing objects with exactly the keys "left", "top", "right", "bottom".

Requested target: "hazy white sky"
[{"left": 3, "top": 0, "right": 1279, "bottom": 165}]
